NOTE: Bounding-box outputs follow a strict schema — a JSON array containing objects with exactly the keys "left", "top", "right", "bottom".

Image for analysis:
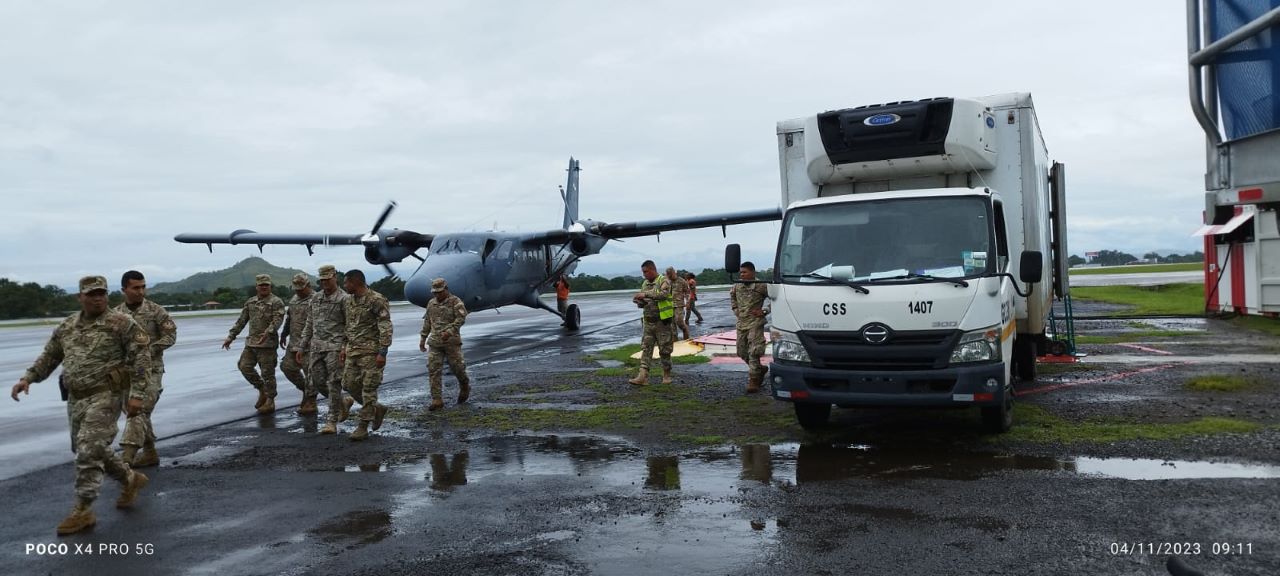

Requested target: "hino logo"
[
  {"left": 864, "top": 113, "right": 901, "bottom": 126},
  {"left": 861, "top": 323, "right": 891, "bottom": 344}
]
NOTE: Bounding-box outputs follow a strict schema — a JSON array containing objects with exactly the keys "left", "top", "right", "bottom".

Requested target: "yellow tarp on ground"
[{"left": 630, "top": 340, "right": 705, "bottom": 359}]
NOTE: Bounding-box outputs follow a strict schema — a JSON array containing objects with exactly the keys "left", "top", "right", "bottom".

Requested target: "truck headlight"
[
  {"left": 771, "top": 329, "right": 810, "bottom": 363},
  {"left": 950, "top": 325, "right": 1002, "bottom": 364}
]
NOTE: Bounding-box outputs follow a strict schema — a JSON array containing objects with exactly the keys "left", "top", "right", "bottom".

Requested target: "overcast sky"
[{"left": 1, "top": 1, "right": 1207, "bottom": 288}]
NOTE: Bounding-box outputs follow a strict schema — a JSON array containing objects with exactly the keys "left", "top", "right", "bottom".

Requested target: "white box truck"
[{"left": 727, "top": 93, "right": 1069, "bottom": 432}]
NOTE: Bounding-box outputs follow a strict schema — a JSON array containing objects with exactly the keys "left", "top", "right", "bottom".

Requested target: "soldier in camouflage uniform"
[
  {"left": 300, "top": 265, "right": 353, "bottom": 435},
  {"left": 11, "top": 276, "right": 151, "bottom": 535},
  {"left": 419, "top": 278, "right": 470, "bottom": 411},
  {"left": 730, "top": 262, "right": 771, "bottom": 393},
  {"left": 279, "top": 272, "right": 317, "bottom": 415},
  {"left": 629, "top": 260, "right": 674, "bottom": 386},
  {"left": 223, "top": 274, "right": 285, "bottom": 414},
  {"left": 115, "top": 270, "right": 177, "bottom": 469},
  {"left": 665, "top": 266, "right": 691, "bottom": 341},
  {"left": 340, "top": 269, "right": 393, "bottom": 441}
]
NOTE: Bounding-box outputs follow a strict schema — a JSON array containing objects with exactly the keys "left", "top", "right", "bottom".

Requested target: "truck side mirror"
[
  {"left": 725, "top": 244, "right": 742, "bottom": 275},
  {"left": 1019, "top": 251, "right": 1043, "bottom": 284}
]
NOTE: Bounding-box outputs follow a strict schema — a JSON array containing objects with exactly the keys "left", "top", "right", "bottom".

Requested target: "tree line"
[{"left": 1068, "top": 250, "right": 1205, "bottom": 267}]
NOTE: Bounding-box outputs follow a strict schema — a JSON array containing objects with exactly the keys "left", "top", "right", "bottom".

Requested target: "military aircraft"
[{"left": 176, "top": 158, "right": 780, "bottom": 329}]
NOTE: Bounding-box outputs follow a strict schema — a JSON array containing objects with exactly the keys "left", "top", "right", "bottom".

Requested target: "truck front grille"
[{"left": 799, "top": 329, "right": 960, "bottom": 371}]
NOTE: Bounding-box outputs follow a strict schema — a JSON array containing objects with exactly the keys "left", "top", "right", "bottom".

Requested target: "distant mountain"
[{"left": 151, "top": 257, "right": 307, "bottom": 294}]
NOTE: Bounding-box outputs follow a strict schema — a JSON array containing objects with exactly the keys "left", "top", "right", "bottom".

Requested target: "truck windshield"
[{"left": 777, "top": 196, "right": 993, "bottom": 283}]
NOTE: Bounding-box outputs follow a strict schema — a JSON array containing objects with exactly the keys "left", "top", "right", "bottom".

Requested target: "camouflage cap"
[
  {"left": 431, "top": 278, "right": 448, "bottom": 293},
  {"left": 291, "top": 272, "right": 310, "bottom": 288},
  {"left": 317, "top": 264, "right": 337, "bottom": 280},
  {"left": 78, "top": 275, "right": 108, "bottom": 294},
  {"left": 255, "top": 274, "right": 272, "bottom": 286}
]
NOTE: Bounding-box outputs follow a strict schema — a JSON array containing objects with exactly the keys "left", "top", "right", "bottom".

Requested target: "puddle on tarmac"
[
  {"left": 308, "top": 509, "right": 394, "bottom": 547},
  {"left": 1074, "top": 457, "right": 1280, "bottom": 480},
  {"left": 1140, "top": 318, "right": 1209, "bottom": 332},
  {"left": 331, "top": 435, "right": 1280, "bottom": 486}
]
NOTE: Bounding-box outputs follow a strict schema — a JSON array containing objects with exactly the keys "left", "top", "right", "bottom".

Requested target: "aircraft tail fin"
[{"left": 560, "top": 157, "right": 580, "bottom": 229}]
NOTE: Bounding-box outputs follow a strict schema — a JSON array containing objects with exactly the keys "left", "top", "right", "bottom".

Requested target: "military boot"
[
  {"left": 115, "top": 470, "right": 149, "bottom": 509},
  {"left": 661, "top": 367, "right": 673, "bottom": 385},
  {"left": 428, "top": 398, "right": 445, "bottom": 412},
  {"left": 628, "top": 368, "right": 649, "bottom": 386},
  {"left": 319, "top": 421, "right": 337, "bottom": 435},
  {"left": 121, "top": 445, "right": 138, "bottom": 465},
  {"left": 254, "top": 388, "right": 267, "bottom": 409},
  {"left": 257, "top": 396, "right": 276, "bottom": 414},
  {"left": 338, "top": 396, "right": 355, "bottom": 422},
  {"left": 56, "top": 503, "right": 95, "bottom": 536},
  {"left": 746, "top": 374, "right": 762, "bottom": 394},
  {"left": 457, "top": 380, "right": 471, "bottom": 405},
  {"left": 372, "top": 404, "right": 388, "bottom": 431},
  {"left": 132, "top": 446, "right": 159, "bottom": 468},
  {"left": 298, "top": 397, "right": 318, "bottom": 416},
  {"left": 350, "top": 420, "right": 369, "bottom": 441}
]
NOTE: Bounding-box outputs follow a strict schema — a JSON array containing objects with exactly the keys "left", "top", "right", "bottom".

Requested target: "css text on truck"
[{"left": 728, "top": 93, "right": 1070, "bottom": 433}]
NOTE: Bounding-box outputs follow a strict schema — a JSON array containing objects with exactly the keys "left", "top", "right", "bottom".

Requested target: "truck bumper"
[{"left": 768, "top": 361, "right": 1006, "bottom": 407}]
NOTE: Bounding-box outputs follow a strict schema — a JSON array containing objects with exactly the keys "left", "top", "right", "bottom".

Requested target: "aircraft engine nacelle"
[
  {"left": 364, "top": 243, "right": 416, "bottom": 265},
  {"left": 568, "top": 235, "right": 607, "bottom": 257}
]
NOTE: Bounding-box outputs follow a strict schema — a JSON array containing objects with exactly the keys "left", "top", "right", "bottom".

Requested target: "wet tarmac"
[
  {"left": 1069, "top": 270, "right": 1202, "bottom": 287},
  {"left": 0, "top": 291, "right": 660, "bottom": 480},
  {"left": 2, "top": 289, "right": 1279, "bottom": 575}
]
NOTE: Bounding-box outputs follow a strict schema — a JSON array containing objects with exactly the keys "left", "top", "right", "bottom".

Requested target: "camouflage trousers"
[
  {"left": 640, "top": 318, "right": 673, "bottom": 371},
  {"left": 671, "top": 306, "right": 689, "bottom": 340},
  {"left": 67, "top": 391, "right": 131, "bottom": 504},
  {"left": 429, "top": 452, "right": 470, "bottom": 491},
  {"left": 281, "top": 349, "right": 315, "bottom": 400},
  {"left": 238, "top": 346, "right": 278, "bottom": 398},
  {"left": 342, "top": 353, "right": 385, "bottom": 422},
  {"left": 737, "top": 325, "right": 767, "bottom": 379},
  {"left": 120, "top": 369, "right": 163, "bottom": 449},
  {"left": 311, "top": 350, "right": 344, "bottom": 421},
  {"left": 427, "top": 343, "right": 469, "bottom": 400}
]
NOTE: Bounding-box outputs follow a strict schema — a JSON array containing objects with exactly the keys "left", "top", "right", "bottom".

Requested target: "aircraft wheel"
[{"left": 565, "top": 304, "right": 581, "bottom": 331}]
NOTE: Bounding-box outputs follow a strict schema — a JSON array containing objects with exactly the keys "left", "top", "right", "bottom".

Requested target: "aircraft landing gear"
[{"left": 564, "top": 304, "right": 581, "bottom": 331}]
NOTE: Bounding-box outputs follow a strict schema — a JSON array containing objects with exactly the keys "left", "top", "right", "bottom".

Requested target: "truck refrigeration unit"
[{"left": 729, "top": 93, "right": 1069, "bottom": 432}]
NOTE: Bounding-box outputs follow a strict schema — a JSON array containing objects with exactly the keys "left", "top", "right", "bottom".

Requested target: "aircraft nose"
[{"left": 404, "top": 254, "right": 481, "bottom": 307}]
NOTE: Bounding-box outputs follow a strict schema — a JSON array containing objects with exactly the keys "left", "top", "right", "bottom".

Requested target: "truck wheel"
[
  {"left": 980, "top": 384, "right": 1013, "bottom": 433},
  {"left": 564, "top": 304, "right": 581, "bottom": 331},
  {"left": 794, "top": 402, "right": 831, "bottom": 431},
  {"left": 1013, "top": 337, "right": 1037, "bottom": 382}
]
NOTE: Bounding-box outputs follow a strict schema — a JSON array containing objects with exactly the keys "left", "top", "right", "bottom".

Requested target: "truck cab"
[{"left": 748, "top": 94, "right": 1069, "bottom": 432}]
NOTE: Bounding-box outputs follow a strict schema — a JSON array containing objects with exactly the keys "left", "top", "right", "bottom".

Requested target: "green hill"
[{"left": 151, "top": 257, "right": 307, "bottom": 294}]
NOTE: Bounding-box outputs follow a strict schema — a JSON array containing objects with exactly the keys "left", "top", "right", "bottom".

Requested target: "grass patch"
[
  {"left": 1075, "top": 330, "right": 1205, "bottom": 345},
  {"left": 1071, "top": 284, "right": 1205, "bottom": 316},
  {"left": 1069, "top": 263, "right": 1201, "bottom": 276},
  {"left": 587, "top": 343, "right": 711, "bottom": 367},
  {"left": 1002, "top": 404, "right": 1260, "bottom": 444},
  {"left": 425, "top": 380, "right": 797, "bottom": 444},
  {"left": 593, "top": 366, "right": 632, "bottom": 377},
  {"left": 1184, "top": 375, "right": 1261, "bottom": 392},
  {"left": 1231, "top": 315, "right": 1280, "bottom": 337}
]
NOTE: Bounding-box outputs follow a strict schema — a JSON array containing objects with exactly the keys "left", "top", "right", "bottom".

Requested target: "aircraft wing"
[
  {"left": 590, "top": 207, "right": 782, "bottom": 239},
  {"left": 174, "top": 229, "right": 435, "bottom": 259},
  {"left": 174, "top": 231, "right": 367, "bottom": 248},
  {"left": 523, "top": 207, "right": 782, "bottom": 244}
]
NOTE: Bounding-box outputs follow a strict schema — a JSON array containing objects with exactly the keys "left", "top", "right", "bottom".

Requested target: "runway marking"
[
  {"left": 1116, "top": 343, "right": 1175, "bottom": 355},
  {"left": 1014, "top": 363, "right": 1181, "bottom": 397}
]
